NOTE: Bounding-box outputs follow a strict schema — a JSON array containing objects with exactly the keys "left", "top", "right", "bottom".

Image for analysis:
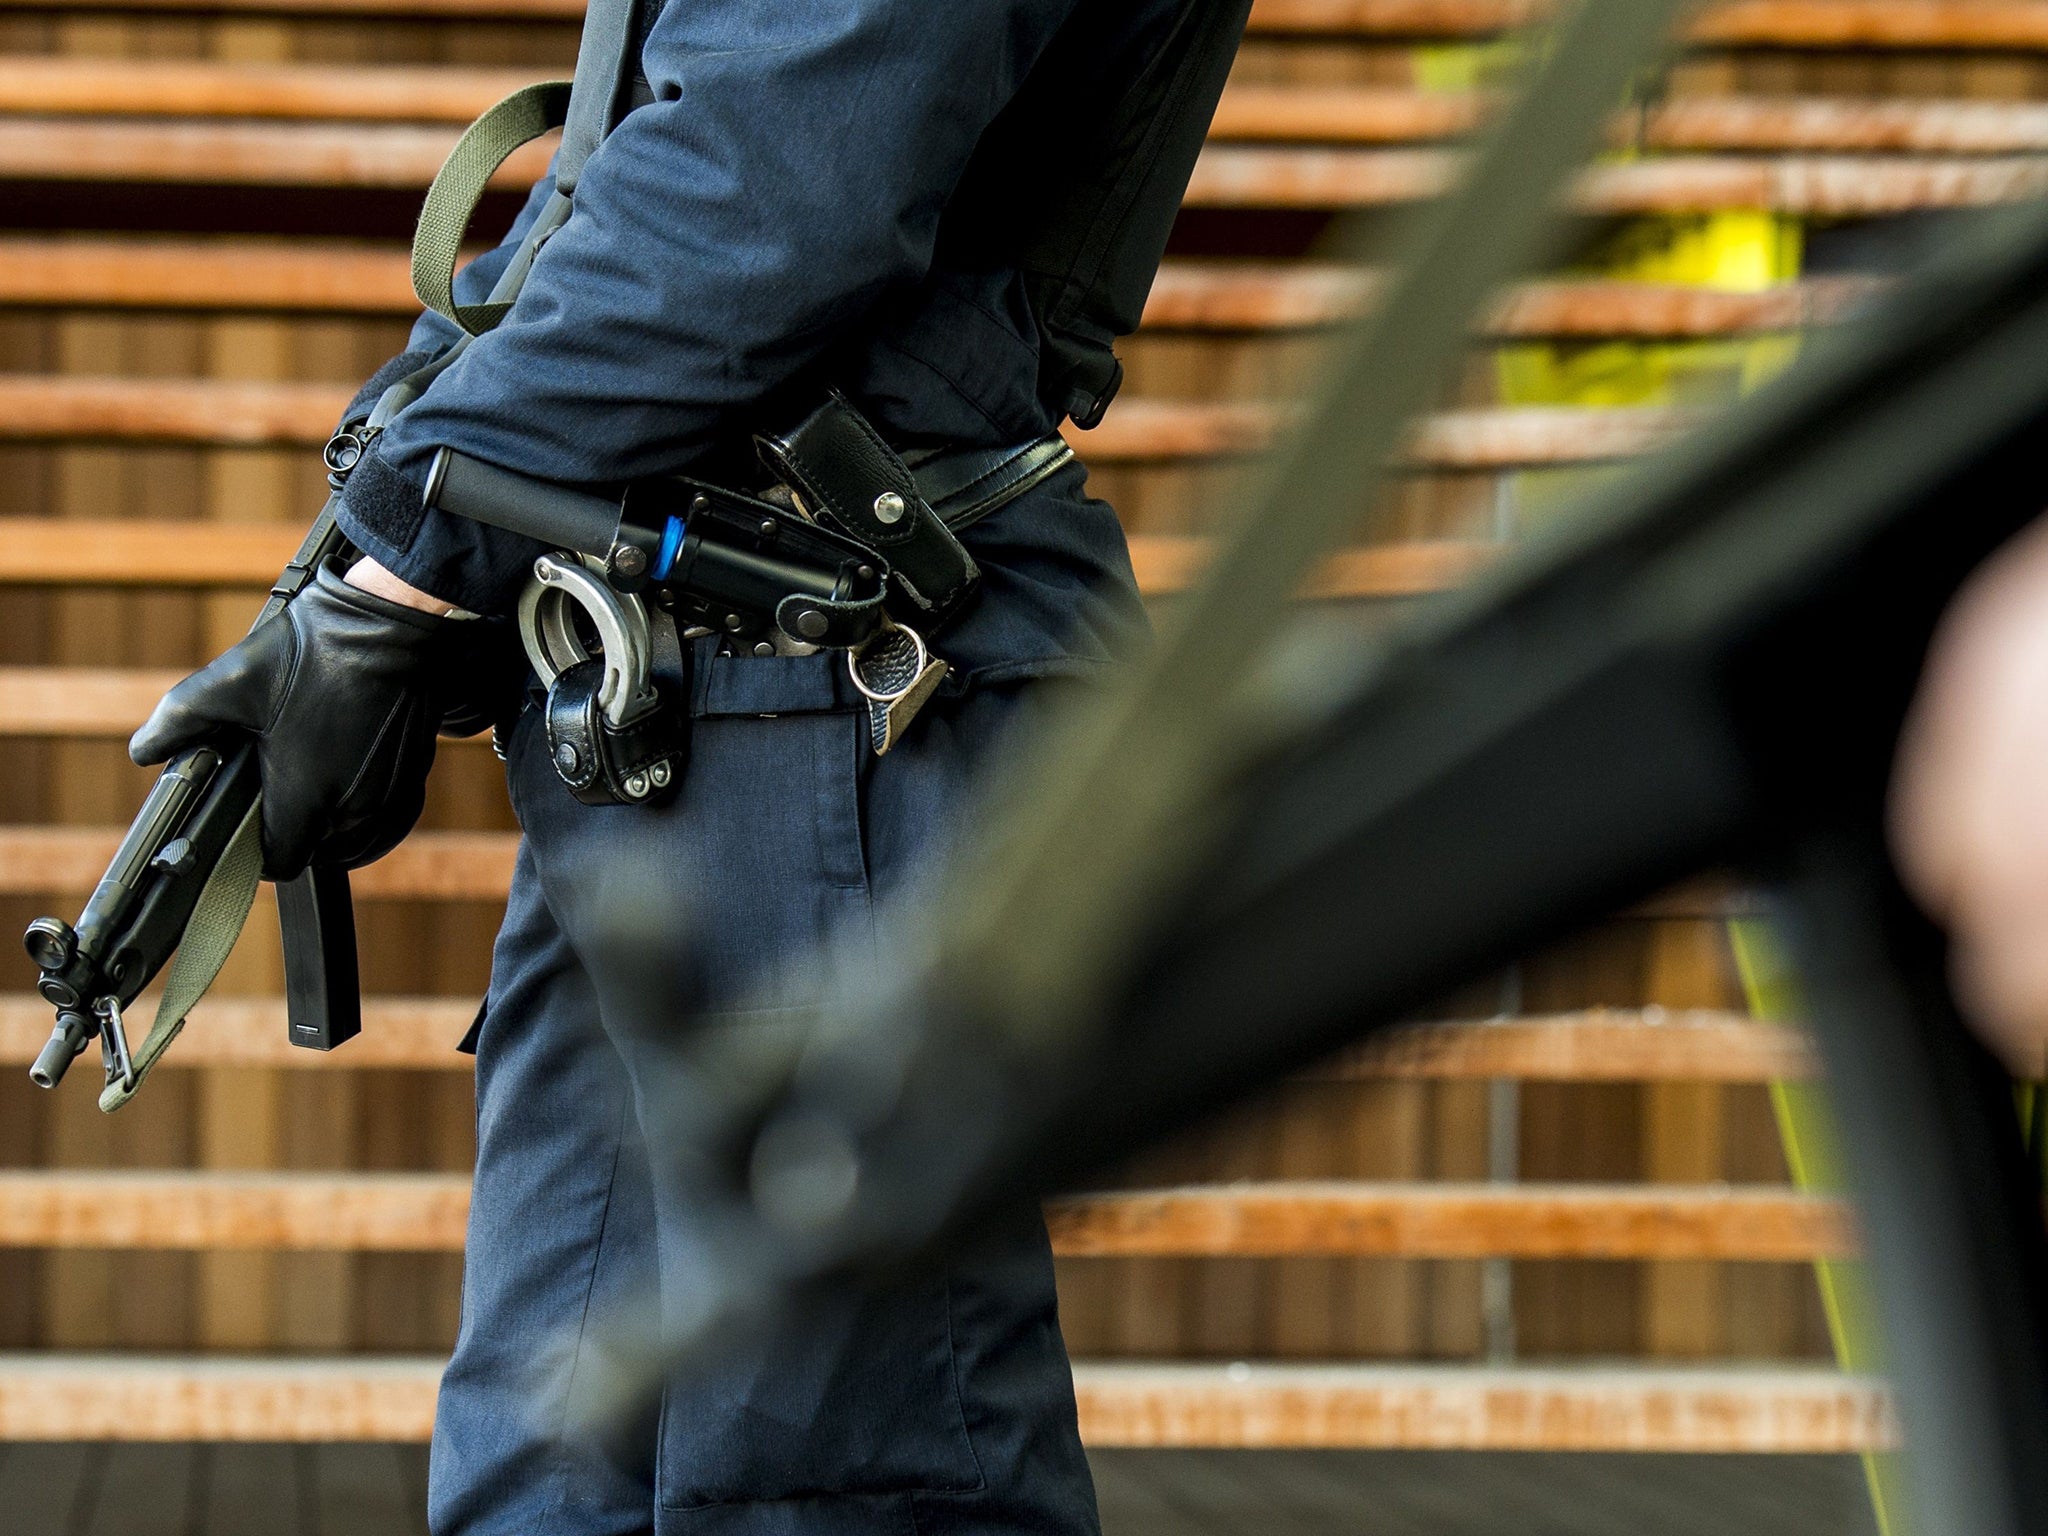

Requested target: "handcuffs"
[
  {"left": 519, "top": 553, "right": 687, "bottom": 806},
  {"left": 515, "top": 543, "right": 946, "bottom": 806}
]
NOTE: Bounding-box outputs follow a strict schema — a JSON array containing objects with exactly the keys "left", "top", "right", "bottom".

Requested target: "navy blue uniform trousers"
[{"left": 433, "top": 640, "right": 1102, "bottom": 1535}]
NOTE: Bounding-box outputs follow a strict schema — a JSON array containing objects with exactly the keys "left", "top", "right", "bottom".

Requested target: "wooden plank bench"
[
  {"left": 0, "top": 1171, "right": 1854, "bottom": 1260},
  {"left": 0, "top": 1354, "right": 1897, "bottom": 1451},
  {"left": 0, "top": 998, "right": 1814, "bottom": 1077}
]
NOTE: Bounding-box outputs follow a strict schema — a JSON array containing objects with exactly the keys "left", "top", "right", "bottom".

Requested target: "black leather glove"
[{"left": 130, "top": 559, "right": 451, "bottom": 880}]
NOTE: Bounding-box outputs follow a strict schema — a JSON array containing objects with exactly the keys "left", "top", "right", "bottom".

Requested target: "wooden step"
[
  {"left": 0, "top": 377, "right": 1697, "bottom": 468},
  {"left": 0, "top": 993, "right": 479, "bottom": 1068},
  {"left": 0, "top": 1355, "right": 445, "bottom": 1441},
  {"left": 0, "top": 241, "right": 1882, "bottom": 338},
  {"left": 0, "top": 1171, "right": 472, "bottom": 1251},
  {"left": 1138, "top": 536, "right": 1497, "bottom": 597},
  {"left": 0, "top": 523, "right": 308, "bottom": 586},
  {"left": 0, "top": 1171, "right": 1850, "bottom": 1261},
  {"left": 1326, "top": 1008, "right": 1817, "bottom": 1081},
  {"left": 1639, "top": 95, "right": 2048, "bottom": 155},
  {"left": 1249, "top": 0, "right": 2048, "bottom": 49},
  {"left": 1576, "top": 152, "right": 2048, "bottom": 216},
  {"left": 0, "top": 1354, "right": 1895, "bottom": 1451},
  {"left": 9, "top": 66, "right": 2039, "bottom": 172},
  {"left": 0, "top": 826, "right": 517, "bottom": 899},
  {"left": 1152, "top": 265, "right": 1874, "bottom": 336},
  {"left": 1211, "top": 87, "right": 2048, "bottom": 155},
  {"left": 1075, "top": 1361, "right": 1895, "bottom": 1452},
  {"left": 1401, "top": 405, "right": 1694, "bottom": 468},
  {"left": 1688, "top": 0, "right": 2048, "bottom": 50},
  {"left": 0, "top": 118, "right": 553, "bottom": 188},
  {"left": 0, "top": 237, "right": 424, "bottom": 312},
  {"left": 19, "top": 0, "right": 2048, "bottom": 52},
  {"left": 1486, "top": 273, "right": 1879, "bottom": 338},
  {"left": 0, "top": 828, "right": 1751, "bottom": 918},
  {"left": 0, "top": 533, "right": 1495, "bottom": 605},
  {"left": 1184, "top": 145, "right": 2048, "bottom": 212},
  {"left": 0, "top": 666, "right": 184, "bottom": 734},
  {"left": 39, "top": 65, "right": 2035, "bottom": 159},
  {"left": 0, "top": 374, "right": 349, "bottom": 444},
  {"left": 0, "top": 998, "right": 1811, "bottom": 1078},
  {"left": 21, "top": 0, "right": 593, "bottom": 15},
  {"left": 0, "top": 58, "right": 538, "bottom": 122},
  {"left": 4, "top": 112, "right": 2038, "bottom": 214},
  {"left": 1086, "top": 402, "right": 1690, "bottom": 470},
  {"left": 1051, "top": 1182, "right": 1851, "bottom": 1261}
]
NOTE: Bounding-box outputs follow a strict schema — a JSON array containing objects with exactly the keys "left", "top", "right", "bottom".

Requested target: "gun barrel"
[{"left": 29, "top": 1009, "right": 93, "bottom": 1089}]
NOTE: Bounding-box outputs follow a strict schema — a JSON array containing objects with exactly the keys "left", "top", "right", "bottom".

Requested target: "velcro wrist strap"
[
  {"left": 413, "top": 80, "right": 572, "bottom": 337},
  {"left": 756, "top": 391, "right": 980, "bottom": 622}
]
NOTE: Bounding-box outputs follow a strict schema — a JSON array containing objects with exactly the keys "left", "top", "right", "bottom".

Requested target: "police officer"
[{"left": 130, "top": 1, "right": 1247, "bottom": 1530}]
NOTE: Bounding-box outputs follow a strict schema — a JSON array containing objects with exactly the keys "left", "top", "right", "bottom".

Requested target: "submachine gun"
[
  {"left": 20, "top": 508, "right": 362, "bottom": 1097},
  {"left": 17, "top": 402, "right": 993, "bottom": 1098}
]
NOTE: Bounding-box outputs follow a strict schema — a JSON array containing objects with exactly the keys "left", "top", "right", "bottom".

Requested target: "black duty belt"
[
  {"left": 425, "top": 392, "right": 1072, "bottom": 645},
  {"left": 424, "top": 391, "right": 1075, "bottom": 798}
]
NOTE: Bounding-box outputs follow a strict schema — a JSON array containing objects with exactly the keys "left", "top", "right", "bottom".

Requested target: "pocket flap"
[{"left": 695, "top": 648, "right": 851, "bottom": 718}]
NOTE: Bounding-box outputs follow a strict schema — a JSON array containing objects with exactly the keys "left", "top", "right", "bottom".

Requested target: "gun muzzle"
[{"left": 30, "top": 1009, "right": 94, "bottom": 1089}]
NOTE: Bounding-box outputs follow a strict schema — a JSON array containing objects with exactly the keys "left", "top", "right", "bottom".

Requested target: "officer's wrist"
[{"left": 345, "top": 556, "right": 471, "bottom": 618}]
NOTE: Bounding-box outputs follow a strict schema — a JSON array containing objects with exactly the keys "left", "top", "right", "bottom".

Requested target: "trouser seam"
[
  {"left": 541, "top": 1093, "right": 633, "bottom": 1518},
  {"left": 942, "top": 1275, "right": 988, "bottom": 1494}
]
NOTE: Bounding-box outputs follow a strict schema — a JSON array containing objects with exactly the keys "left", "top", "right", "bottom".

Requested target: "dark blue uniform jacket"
[{"left": 335, "top": 0, "right": 1171, "bottom": 685}]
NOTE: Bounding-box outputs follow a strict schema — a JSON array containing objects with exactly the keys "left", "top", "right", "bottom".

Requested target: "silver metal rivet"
[
  {"left": 650, "top": 761, "right": 672, "bottom": 788},
  {"left": 624, "top": 773, "right": 648, "bottom": 799},
  {"left": 873, "top": 491, "right": 907, "bottom": 525},
  {"left": 752, "top": 640, "right": 775, "bottom": 657},
  {"left": 555, "top": 742, "right": 580, "bottom": 773},
  {"left": 795, "top": 609, "right": 829, "bottom": 640},
  {"left": 612, "top": 544, "right": 646, "bottom": 577}
]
